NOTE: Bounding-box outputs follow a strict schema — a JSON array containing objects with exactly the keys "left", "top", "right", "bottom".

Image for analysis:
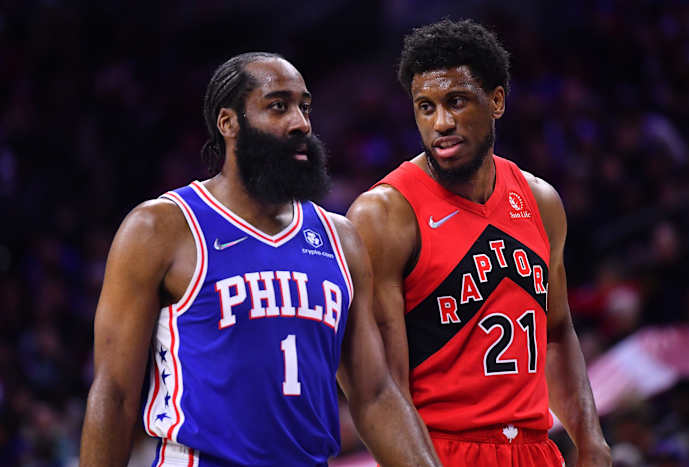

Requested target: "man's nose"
[
  {"left": 287, "top": 107, "right": 311, "bottom": 136},
  {"left": 433, "top": 106, "right": 455, "bottom": 134}
]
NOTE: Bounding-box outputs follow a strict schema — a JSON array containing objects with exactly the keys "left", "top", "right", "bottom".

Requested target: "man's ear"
[
  {"left": 217, "top": 108, "right": 239, "bottom": 139},
  {"left": 491, "top": 86, "right": 506, "bottom": 120}
]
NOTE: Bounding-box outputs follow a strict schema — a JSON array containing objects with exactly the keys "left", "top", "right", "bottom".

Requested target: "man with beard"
[
  {"left": 347, "top": 20, "right": 611, "bottom": 466},
  {"left": 80, "top": 53, "right": 440, "bottom": 467}
]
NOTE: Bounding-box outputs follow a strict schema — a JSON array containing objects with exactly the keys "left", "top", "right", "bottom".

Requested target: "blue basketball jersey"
[{"left": 141, "top": 181, "right": 353, "bottom": 467}]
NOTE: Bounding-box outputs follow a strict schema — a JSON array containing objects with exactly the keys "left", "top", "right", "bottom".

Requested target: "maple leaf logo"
[{"left": 502, "top": 424, "right": 518, "bottom": 442}]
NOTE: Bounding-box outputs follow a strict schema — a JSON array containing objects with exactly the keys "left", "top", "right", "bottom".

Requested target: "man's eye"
[
  {"left": 300, "top": 103, "right": 312, "bottom": 114},
  {"left": 418, "top": 102, "right": 433, "bottom": 112},
  {"left": 450, "top": 96, "right": 466, "bottom": 107},
  {"left": 270, "top": 101, "right": 287, "bottom": 111}
]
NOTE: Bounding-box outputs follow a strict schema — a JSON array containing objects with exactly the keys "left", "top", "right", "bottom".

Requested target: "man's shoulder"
[
  {"left": 128, "top": 197, "right": 186, "bottom": 227},
  {"left": 355, "top": 184, "right": 409, "bottom": 211},
  {"left": 346, "top": 183, "right": 419, "bottom": 265},
  {"left": 518, "top": 169, "right": 562, "bottom": 209},
  {"left": 347, "top": 186, "right": 417, "bottom": 247},
  {"left": 369, "top": 183, "right": 406, "bottom": 199},
  {"left": 517, "top": 169, "right": 566, "bottom": 244},
  {"left": 117, "top": 198, "right": 190, "bottom": 249},
  {"left": 104, "top": 198, "right": 191, "bottom": 282}
]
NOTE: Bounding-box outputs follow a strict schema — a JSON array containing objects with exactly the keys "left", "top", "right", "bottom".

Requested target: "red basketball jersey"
[{"left": 374, "top": 155, "right": 552, "bottom": 433}]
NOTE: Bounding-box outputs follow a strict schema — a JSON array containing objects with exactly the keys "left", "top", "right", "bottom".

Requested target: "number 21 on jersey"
[{"left": 479, "top": 310, "right": 537, "bottom": 376}]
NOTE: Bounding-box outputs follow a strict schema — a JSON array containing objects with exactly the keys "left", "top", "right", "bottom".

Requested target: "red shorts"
[{"left": 430, "top": 426, "right": 565, "bottom": 467}]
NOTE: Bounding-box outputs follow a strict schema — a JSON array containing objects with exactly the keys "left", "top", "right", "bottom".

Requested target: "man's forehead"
[
  {"left": 245, "top": 58, "right": 307, "bottom": 95},
  {"left": 411, "top": 66, "right": 480, "bottom": 93}
]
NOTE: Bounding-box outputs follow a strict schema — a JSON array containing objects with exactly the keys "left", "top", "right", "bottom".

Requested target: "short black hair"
[
  {"left": 398, "top": 19, "right": 510, "bottom": 96},
  {"left": 201, "top": 52, "right": 283, "bottom": 176}
]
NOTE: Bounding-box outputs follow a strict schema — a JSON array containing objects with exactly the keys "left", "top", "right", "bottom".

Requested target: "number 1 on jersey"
[{"left": 281, "top": 334, "right": 301, "bottom": 396}]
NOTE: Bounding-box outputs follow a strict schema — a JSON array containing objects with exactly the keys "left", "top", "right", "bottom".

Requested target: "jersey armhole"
[
  {"left": 159, "top": 191, "right": 208, "bottom": 314},
  {"left": 312, "top": 205, "right": 355, "bottom": 306},
  {"left": 376, "top": 184, "right": 432, "bottom": 313},
  {"left": 510, "top": 169, "right": 551, "bottom": 264}
]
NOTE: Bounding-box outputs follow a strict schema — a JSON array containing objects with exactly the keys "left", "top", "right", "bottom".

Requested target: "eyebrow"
[
  {"left": 413, "top": 84, "right": 475, "bottom": 102},
  {"left": 263, "top": 90, "right": 312, "bottom": 100}
]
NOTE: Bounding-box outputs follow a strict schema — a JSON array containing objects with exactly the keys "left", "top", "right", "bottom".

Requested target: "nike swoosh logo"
[
  {"left": 428, "top": 210, "right": 459, "bottom": 229},
  {"left": 213, "top": 236, "right": 248, "bottom": 250}
]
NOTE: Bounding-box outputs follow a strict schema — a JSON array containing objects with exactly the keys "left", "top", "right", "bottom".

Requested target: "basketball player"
[
  {"left": 347, "top": 20, "right": 612, "bottom": 466},
  {"left": 79, "top": 53, "right": 440, "bottom": 466}
]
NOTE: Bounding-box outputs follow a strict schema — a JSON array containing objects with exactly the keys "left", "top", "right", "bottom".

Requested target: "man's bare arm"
[
  {"left": 346, "top": 187, "right": 418, "bottom": 398},
  {"left": 528, "top": 174, "right": 611, "bottom": 467},
  {"left": 80, "top": 200, "right": 188, "bottom": 467},
  {"left": 331, "top": 213, "right": 440, "bottom": 467}
]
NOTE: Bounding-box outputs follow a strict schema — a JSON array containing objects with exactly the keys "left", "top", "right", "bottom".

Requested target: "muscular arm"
[
  {"left": 527, "top": 174, "right": 611, "bottom": 467},
  {"left": 346, "top": 187, "right": 418, "bottom": 399},
  {"left": 80, "top": 201, "right": 188, "bottom": 467},
  {"left": 332, "top": 213, "right": 440, "bottom": 467}
]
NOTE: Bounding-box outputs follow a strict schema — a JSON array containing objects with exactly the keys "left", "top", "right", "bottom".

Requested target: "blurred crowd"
[{"left": 1, "top": 0, "right": 688, "bottom": 465}]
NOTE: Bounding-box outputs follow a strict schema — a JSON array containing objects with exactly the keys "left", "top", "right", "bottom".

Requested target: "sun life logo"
[
  {"left": 508, "top": 191, "right": 523, "bottom": 211},
  {"left": 508, "top": 191, "right": 531, "bottom": 219},
  {"left": 303, "top": 229, "right": 323, "bottom": 249}
]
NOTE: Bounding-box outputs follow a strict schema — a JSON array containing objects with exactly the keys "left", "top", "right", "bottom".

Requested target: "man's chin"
[
  {"left": 426, "top": 150, "right": 485, "bottom": 184},
  {"left": 427, "top": 151, "right": 468, "bottom": 170},
  {"left": 430, "top": 154, "right": 464, "bottom": 171}
]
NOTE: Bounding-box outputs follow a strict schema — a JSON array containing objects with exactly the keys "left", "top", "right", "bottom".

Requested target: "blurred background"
[{"left": 2, "top": 0, "right": 689, "bottom": 465}]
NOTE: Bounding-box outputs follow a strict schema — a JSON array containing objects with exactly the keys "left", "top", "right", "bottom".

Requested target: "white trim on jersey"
[
  {"left": 143, "top": 307, "right": 174, "bottom": 438},
  {"left": 313, "top": 204, "right": 354, "bottom": 304},
  {"left": 143, "top": 191, "right": 208, "bottom": 443},
  {"left": 155, "top": 438, "right": 199, "bottom": 467},
  {"left": 143, "top": 345, "right": 161, "bottom": 437},
  {"left": 166, "top": 303, "right": 184, "bottom": 443},
  {"left": 189, "top": 181, "right": 303, "bottom": 248},
  {"left": 160, "top": 191, "right": 208, "bottom": 315}
]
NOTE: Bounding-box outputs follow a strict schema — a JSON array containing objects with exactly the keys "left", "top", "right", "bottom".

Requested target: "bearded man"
[{"left": 79, "top": 52, "right": 440, "bottom": 467}]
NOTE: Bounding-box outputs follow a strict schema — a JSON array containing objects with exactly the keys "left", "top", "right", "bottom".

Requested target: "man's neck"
[{"left": 415, "top": 152, "right": 496, "bottom": 204}]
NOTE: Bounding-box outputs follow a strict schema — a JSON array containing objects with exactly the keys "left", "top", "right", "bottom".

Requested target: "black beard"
[
  {"left": 234, "top": 116, "right": 331, "bottom": 204},
  {"left": 424, "top": 126, "right": 495, "bottom": 185}
]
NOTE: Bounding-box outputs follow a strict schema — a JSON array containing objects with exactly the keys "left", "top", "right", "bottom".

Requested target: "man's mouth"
[
  {"left": 294, "top": 143, "right": 309, "bottom": 161},
  {"left": 432, "top": 136, "right": 465, "bottom": 158}
]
